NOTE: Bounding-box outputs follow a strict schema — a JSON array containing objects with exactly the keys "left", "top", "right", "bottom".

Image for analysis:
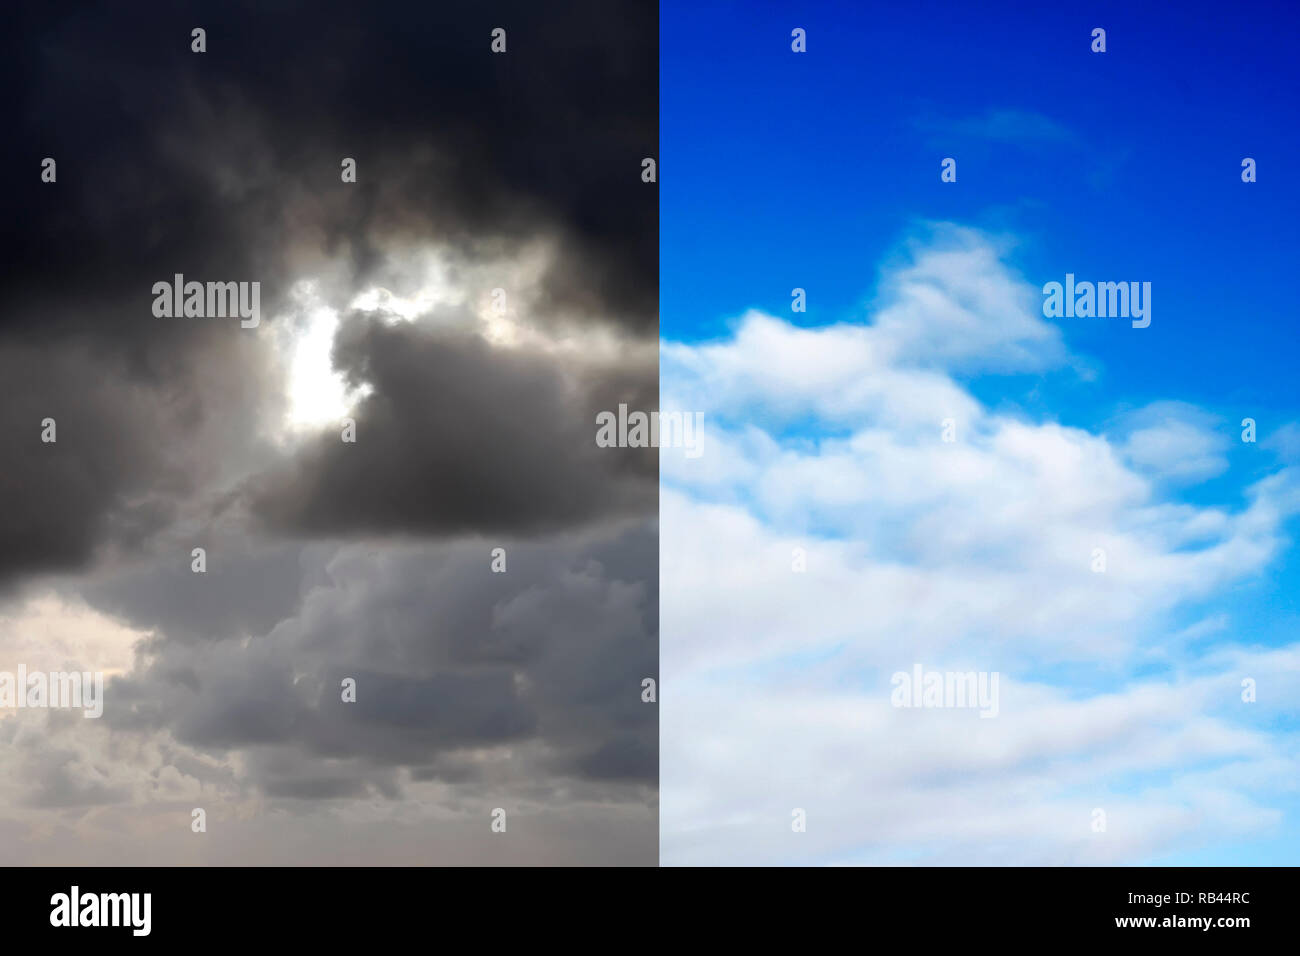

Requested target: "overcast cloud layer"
[{"left": 0, "top": 1, "right": 657, "bottom": 864}]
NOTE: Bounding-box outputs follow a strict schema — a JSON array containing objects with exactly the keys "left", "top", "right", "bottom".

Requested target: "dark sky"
[{"left": 0, "top": 0, "right": 657, "bottom": 864}]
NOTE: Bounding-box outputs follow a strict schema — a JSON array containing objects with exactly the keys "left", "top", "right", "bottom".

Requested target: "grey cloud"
[{"left": 245, "top": 310, "right": 657, "bottom": 538}]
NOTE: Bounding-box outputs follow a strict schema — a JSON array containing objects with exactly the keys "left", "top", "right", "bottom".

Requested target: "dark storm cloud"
[
  {"left": 0, "top": 0, "right": 656, "bottom": 339},
  {"left": 245, "top": 308, "right": 656, "bottom": 536},
  {"left": 0, "top": 0, "right": 656, "bottom": 581},
  {"left": 0, "top": 347, "right": 174, "bottom": 583},
  {"left": 0, "top": 0, "right": 657, "bottom": 864},
  {"left": 0, "top": 329, "right": 277, "bottom": 587},
  {"left": 96, "top": 524, "right": 658, "bottom": 796},
  {"left": 76, "top": 537, "right": 329, "bottom": 648}
]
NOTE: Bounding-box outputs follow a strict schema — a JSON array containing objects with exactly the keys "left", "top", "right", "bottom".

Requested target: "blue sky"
[{"left": 660, "top": 0, "right": 1300, "bottom": 865}]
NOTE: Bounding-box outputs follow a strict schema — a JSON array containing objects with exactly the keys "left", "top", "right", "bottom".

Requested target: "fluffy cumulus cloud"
[
  {"left": 660, "top": 225, "right": 1300, "bottom": 865},
  {"left": 0, "top": 1, "right": 656, "bottom": 864}
]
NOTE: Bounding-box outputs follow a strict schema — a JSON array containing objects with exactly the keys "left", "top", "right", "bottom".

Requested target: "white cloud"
[
  {"left": 661, "top": 228, "right": 1300, "bottom": 864},
  {"left": 1113, "top": 402, "right": 1231, "bottom": 484}
]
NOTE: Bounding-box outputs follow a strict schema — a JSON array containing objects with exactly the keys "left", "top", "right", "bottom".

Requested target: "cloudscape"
[
  {"left": 0, "top": 0, "right": 657, "bottom": 865},
  {"left": 660, "top": 1, "right": 1300, "bottom": 866}
]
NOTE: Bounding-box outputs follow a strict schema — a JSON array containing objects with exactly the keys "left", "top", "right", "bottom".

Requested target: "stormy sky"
[{"left": 0, "top": 0, "right": 657, "bottom": 865}]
